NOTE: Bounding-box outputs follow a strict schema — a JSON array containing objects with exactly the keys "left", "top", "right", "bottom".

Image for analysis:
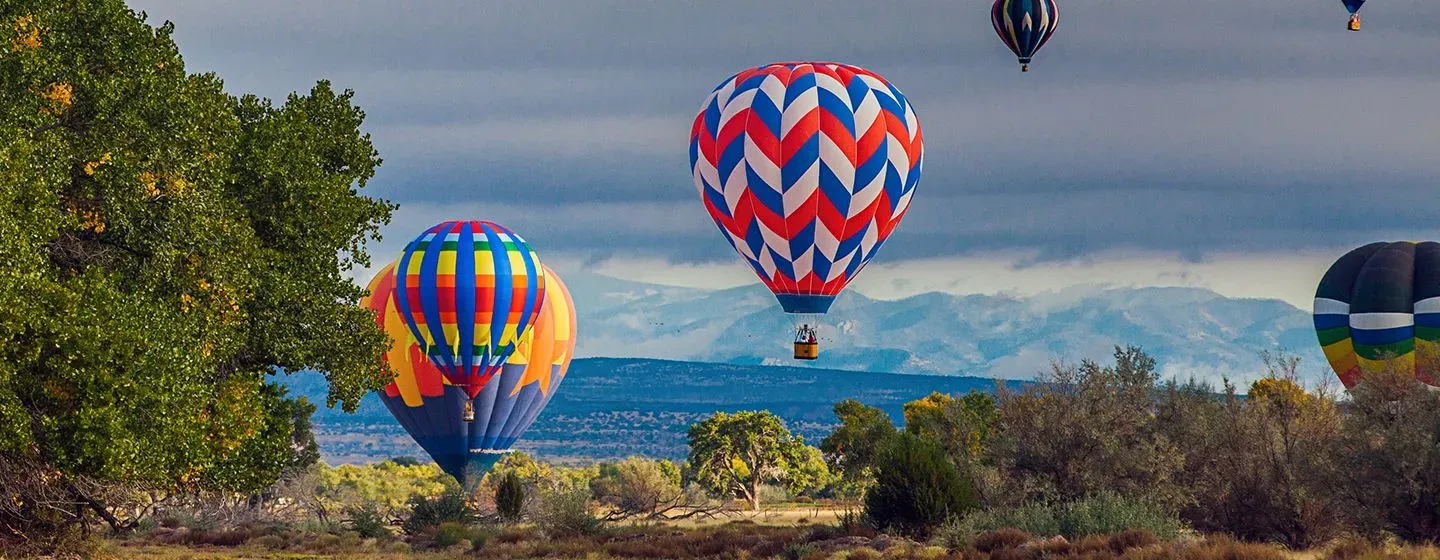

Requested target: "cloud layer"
[{"left": 131, "top": 0, "right": 1440, "bottom": 270}]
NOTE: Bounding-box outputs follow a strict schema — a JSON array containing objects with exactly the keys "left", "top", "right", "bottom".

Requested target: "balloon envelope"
[
  {"left": 688, "top": 61, "right": 923, "bottom": 315},
  {"left": 363, "top": 262, "right": 577, "bottom": 485},
  {"left": 394, "top": 220, "right": 547, "bottom": 399},
  {"left": 992, "top": 0, "right": 1060, "bottom": 69},
  {"left": 1343, "top": 0, "right": 1365, "bottom": 14},
  {"left": 1314, "top": 241, "right": 1440, "bottom": 389}
]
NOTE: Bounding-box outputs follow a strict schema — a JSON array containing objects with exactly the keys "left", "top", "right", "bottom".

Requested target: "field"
[{"left": 84, "top": 506, "right": 1440, "bottom": 560}]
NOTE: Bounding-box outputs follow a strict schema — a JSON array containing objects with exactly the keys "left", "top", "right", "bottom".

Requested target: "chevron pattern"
[{"left": 688, "top": 62, "right": 923, "bottom": 314}]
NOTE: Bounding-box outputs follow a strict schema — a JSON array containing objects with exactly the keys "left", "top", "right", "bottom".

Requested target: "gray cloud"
[{"left": 131, "top": 0, "right": 1440, "bottom": 262}]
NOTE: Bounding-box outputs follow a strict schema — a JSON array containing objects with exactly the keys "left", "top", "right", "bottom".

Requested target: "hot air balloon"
[
  {"left": 689, "top": 62, "right": 923, "bottom": 360},
  {"left": 1344, "top": 0, "right": 1365, "bottom": 31},
  {"left": 395, "top": 220, "right": 546, "bottom": 421},
  {"left": 363, "top": 261, "right": 577, "bottom": 486},
  {"left": 992, "top": 0, "right": 1060, "bottom": 72},
  {"left": 1314, "top": 241, "right": 1440, "bottom": 390}
]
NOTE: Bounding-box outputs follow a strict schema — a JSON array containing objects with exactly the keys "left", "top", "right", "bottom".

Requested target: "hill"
[
  {"left": 562, "top": 271, "right": 1324, "bottom": 382},
  {"left": 282, "top": 357, "right": 1017, "bottom": 465}
]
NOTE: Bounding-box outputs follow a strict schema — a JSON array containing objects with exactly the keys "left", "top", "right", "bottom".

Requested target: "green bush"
[
  {"left": 862, "top": 433, "right": 977, "bottom": 539},
  {"left": 434, "top": 521, "right": 472, "bottom": 548},
  {"left": 942, "top": 492, "right": 1185, "bottom": 544},
  {"left": 532, "top": 486, "right": 605, "bottom": 537},
  {"left": 496, "top": 471, "right": 526, "bottom": 522},
  {"left": 403, "top": 490, "right": 476, "bottom": 535},
  {"left": 344, "top": 505, "right": 391, "bottom": 539}
]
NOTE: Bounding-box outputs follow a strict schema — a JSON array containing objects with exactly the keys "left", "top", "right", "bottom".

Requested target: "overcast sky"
[{"left": 128, "top": 0, "right": 1440, "bottom": 308}]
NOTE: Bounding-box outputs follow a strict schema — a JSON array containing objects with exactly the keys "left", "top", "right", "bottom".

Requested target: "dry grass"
[{"left": 89, "top": 523, "right": 1440, "bottom": 560}]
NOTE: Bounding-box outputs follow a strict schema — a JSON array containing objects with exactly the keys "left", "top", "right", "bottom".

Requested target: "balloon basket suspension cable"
[{"left": 791, "top": 314, "right": 820, "bottom": 361}]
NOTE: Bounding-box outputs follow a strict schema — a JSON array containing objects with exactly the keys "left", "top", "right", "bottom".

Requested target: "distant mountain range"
[
  {"left": 284, "top": 358, "right": 1014, "bottom": 465},
  {"left": 565, "top": 270, "right": 1326, "bottom": 383},
  {"left": 292, "top": 273, "right": 1330, "bottom": 465}
]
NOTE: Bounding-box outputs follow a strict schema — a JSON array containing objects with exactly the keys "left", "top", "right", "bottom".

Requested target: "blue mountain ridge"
[
  {"left": 296, "top": 272, "right": 1330, "bottom": 465},
  {"left": 281, "top": 358, "right": 1020, "bottom": 465}
]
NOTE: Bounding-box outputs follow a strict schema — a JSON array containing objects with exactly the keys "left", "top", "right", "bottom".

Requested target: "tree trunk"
[{"left": 748, "top": 478, "right": 761, "bottom": 511}]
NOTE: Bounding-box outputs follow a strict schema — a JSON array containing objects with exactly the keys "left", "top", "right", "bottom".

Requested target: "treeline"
[
  {"left": 52, "top": 345, "right": 1438, "bottom": 558},
  {"left": 828, "top": 346, "right": 1440, "bottom": 547}
]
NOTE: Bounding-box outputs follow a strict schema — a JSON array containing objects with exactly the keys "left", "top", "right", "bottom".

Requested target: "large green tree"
[
  {"left": 818, "top": 399, "right": 895, "bottom": 492},
  {"left": 687, "top": 411, "right": 809, "bottom": 511},
  {"left": 0, "top": 0, "right": 393, "bottom": 541}
]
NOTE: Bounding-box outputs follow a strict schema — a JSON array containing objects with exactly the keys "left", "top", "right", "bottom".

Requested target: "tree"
[
  {"left": 687, "top": 411, "right": 809, "bottom": 511},
  {"left": 0, "top": 2, "right": 393, "bottom": 543},
  {"left": 862, "top": 433, "right": 976, "bottom": 540},
  {"left": 819, "top": 400, "right": 896, "bottom": 489},
  {"left": 495, "top": 471, "right": 525, "bottom": 522},
  {"left": 987, "top": 346, "right": 1186, "bottom": 507},
  {"left": 903, "top": 391, "right": 997, "bottom": 467},
  {"left": 1333, "top": 366, "right": 1440, "bottom": 543}
]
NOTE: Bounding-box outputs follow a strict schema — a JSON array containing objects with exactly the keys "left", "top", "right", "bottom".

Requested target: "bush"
[
  {"left": 863, "top": 433, "right": 977, "bottom": 539},
  {"left": 403, "top": 490, "right": 476, "bottom": 535},
  {"left": 945, "top": 492, "right": 1184, "bottom": 542},
  {"left": 532, "top": 486, "right": 605, "bottom": 537},
  {"left": 434, "top": 521, "right": 473, "bottom": 548},
  {"left": 972, "top": 527, "right": 1031, "bottom": 552},
  {"left": 344, "top": 505, "right": 391, "bottom": 539},
  {"left": 496, "top": 471, "right": 526, "bottom": 522}
]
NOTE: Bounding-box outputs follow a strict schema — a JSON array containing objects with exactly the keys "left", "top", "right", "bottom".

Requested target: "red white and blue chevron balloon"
[{"left": 688, "top": 62, "right": 923, "bottom": 314}]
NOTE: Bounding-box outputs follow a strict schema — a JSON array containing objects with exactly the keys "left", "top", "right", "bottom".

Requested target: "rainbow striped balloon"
[
  {"left": 363, "top": 262, "right": 575, "bottom": 485},
  {"left": 688, "top": 62, "right": 923, "bottom": 315},
  {"left": 1314, "top": 241, "right": 1440, "bottom": 389},
  {"left": 395, "top": 220, "right": 546, "bottom": 398}
]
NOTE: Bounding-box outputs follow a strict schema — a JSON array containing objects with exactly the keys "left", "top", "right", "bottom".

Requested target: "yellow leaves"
[
  {"left": 83, "top": 153, "right": 113, "bottom": 176},
  {"left": 140, "top": 170, "right": 191, "bottom": 199},
  {"left": 39, "top": 82, "right": 72, "bottom": 115},
  {"left": 1249, "top": 377, "right": 1310, "bottom": 409},
  {"left": 11, "top": 15, "right": 41, "bottom": 50},
  {"left": 77, "top": 208, "right": 105, "bottom": 233}
]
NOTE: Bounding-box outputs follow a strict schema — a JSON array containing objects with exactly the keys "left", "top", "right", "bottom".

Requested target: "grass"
[{"left": 91, "top": 508, "right": 1440, "bottom": 560}]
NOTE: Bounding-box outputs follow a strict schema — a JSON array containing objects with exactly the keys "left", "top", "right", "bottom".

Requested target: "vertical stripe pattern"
[
  {"left": 362, "top": 262, "right": 577, "bottom": 486},
  {"left": 689, "top": 62, "right": 923, "bottom": 314},
  {"left": 395, "top": 220, "right": 546, "bottom": 398}
]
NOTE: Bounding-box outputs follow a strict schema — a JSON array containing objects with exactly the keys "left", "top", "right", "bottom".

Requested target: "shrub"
[
  {"left": 247, "top": 534, "right": 286, "bottom": 550},
  {"left": 532, "top": 486, "right": 605, "bottom": 537},
  {"left": 496, "top": 471, "right": 526, "bottom": 522},
  {"left": 434, "top": 521, "right": 472, "bottom": 548},
  {"left": 1106, "top": 529, "right": 1158, "bottom": 553},
  {"left": 863, "top": 433, "right": 977, "bottom": 540},
  {"left": 344, "top": 505, "right": 391, "bottom": 539},
  {"left": 948, "top": 492, "right": 1184, "bottom": 541},
  {"left": 782, "top": 541, "right": 818, "bottom": 560},
  {"left": 387, "top": 541, "right": 412, "bottom": 554},
  {"left": 972, "top": 528, "right": 1031, "bottom": 553},
  {"left": 403, "top": 490, "right": 476, "bottom": 535}
]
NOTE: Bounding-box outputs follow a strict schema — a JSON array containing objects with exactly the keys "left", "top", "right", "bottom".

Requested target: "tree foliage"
[
  {"left": 903, "top": 390, "right": 997, "bottom": 468},
  {"left": 1333, "top": 366, "right": 1440, "bottom": 543},
  {"left": 862, "top": 432, "right": 976, "bottom": 540},
  {"left": 0, "top": 0, "right": 393, "bottom": 542},
  {"left": 495, "top": 471, "right": 526, "bottom": 522},
  {"left": 687, "top": 411, "right": 809, "bottom": 510},
  {"left": 819, "top": 399, "right": 896, "bottom": 490},
  {"left": 987, "top": 346, "right": 1186, "bottom": 508}
]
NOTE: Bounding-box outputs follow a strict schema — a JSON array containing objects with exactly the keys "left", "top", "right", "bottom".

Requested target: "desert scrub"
[{"left": 940, "top": 492, "right": 1185, "bottom": 545}]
